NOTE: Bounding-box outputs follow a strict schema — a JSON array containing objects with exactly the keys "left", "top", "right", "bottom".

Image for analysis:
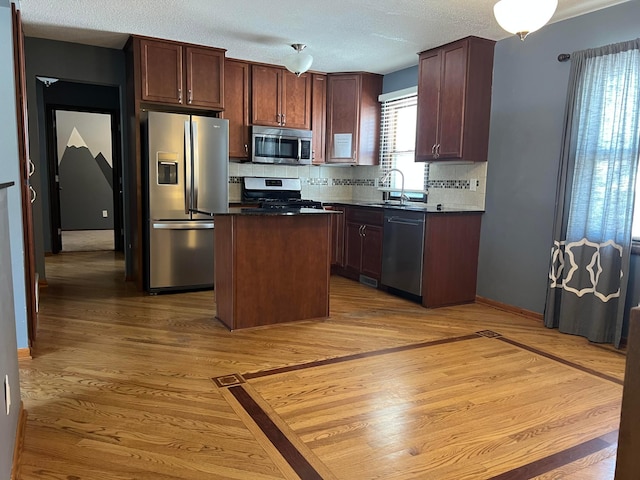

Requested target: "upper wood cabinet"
[
  {"left": 223, "top": 59, "right": 250, "bottom": 160},
  {"left": 415, "top": 36, "right": 495, "bottom": 163},
  {"left": 311, "top": 74, "right": 327, "bottom": 164},
  {"left": 135, "top": 37, "right": 225, "bottom": 110},
  {"left": 251, "top": 65, "right": 311, "bottom": 129},
  {"left": 326, "top": 72, "right": 383, "bottom": 165}
]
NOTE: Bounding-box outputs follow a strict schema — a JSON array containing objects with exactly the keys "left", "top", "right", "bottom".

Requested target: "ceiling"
[{"left": 18, "top": 0, "right": 631, "bottom": 75}]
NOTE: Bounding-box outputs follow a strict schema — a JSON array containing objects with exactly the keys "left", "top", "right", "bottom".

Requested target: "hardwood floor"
[{"left": 18, "top": 251, "right": 626, "bottom": 479}]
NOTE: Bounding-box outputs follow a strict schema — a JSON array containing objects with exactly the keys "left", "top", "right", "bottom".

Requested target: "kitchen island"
[{"left": 214, "top": 208, "right": 335, "bottom": 330}]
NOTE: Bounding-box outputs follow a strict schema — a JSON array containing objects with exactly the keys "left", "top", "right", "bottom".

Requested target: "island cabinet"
[
  {"left": 223, "top": 59, "right": 250, "bottom": 160},
  {"left": 311, "top": 73, "right": 327, "bottom": 164},
  {"left": 326, "top": 73, "right": 383, "bottom": 165},
  {"left": 344, "top": 207, "right": 383, "bottom": 282},
  {"left": 214, "top": 211, "right": 332, "bottom": 330},
  {"left": 422, "top": 212, "right": 482, "bottom": 308},
  {"left": 251, "top": 64, "right": 312, "bottom": 129},
  {"left": 415, "top": 36, "right": 494, "bottom": 163},
  {"left": 132, "top": 36, "right": 225, "bottom": 110}
]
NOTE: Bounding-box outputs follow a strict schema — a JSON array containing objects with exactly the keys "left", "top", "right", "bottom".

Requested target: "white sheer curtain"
[{"left": 545, "top": 39, "right": 640, "bottom": 347}]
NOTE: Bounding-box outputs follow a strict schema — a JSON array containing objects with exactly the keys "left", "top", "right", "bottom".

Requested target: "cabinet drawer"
[{"left": 346, "top": 207, "right": 383, "bottom": 226}]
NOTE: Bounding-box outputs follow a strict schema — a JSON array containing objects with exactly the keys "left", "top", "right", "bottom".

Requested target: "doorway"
[{"left": 42, "top": 81, "right": 124, "bottom": 255}]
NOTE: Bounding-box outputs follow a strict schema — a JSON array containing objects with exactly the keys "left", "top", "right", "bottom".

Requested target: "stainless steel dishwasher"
[{"left": 381, "top": 210, "right": 425, "bottom": 296}]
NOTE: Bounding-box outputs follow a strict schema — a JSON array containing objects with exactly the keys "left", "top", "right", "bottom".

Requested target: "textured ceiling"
[{"left": 18, "top": 0, "right": 631, "bottom": 74}]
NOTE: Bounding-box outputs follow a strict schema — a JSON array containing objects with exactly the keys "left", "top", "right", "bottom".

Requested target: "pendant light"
[
  {"left": 283, "top": 44, "right": 313, "bottom": 77},
  {"left": 493, "top": 0, "right": 558, "bottom": 40}
]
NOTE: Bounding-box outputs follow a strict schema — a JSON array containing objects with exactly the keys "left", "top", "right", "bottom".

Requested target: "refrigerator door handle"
[
  {"left": 152, "top": 221, "right": 214, "bottom": 230},
  {"left": 184, "top": 120, "right": 192, "bottom": 215},
  {"left": 192, "top": 121, "right": 199, "bottom": 211}
]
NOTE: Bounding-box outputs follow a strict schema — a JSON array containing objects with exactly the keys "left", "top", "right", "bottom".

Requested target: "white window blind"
[{"left": 379, "top": 93, "right": 427, "bottom": 200}]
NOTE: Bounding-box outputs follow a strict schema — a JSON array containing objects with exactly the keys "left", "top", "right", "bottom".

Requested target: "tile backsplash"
[{"left": 228, "top": 161, "right": 487, "bottom": 210}]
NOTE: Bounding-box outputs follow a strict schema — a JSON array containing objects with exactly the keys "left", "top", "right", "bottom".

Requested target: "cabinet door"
[
  {"left": 223, "top": 60, "right": 250, "bottom": 160},
  {"left": 345, "top": 221, "right": 363, "bottom": 273},
  {"left": 326, "top": 74, "right": 360, "bottom": 163},
  {"left": 281, "top": 71, "right": 311, "bottom": 129},
  {"left": 311, "top": 74, "right": 327, "bottom": 164},
  {"left": 140, "top": 39, "right": 183, "bottom": 104},
  {"left": 330, "top": 207, "right": 345, "bottom": 267},
  {"left": 437, "top": 42, "right": 467, "bottom": 159},
  {"left": 251, "top": 65, "right": 281, "bottom": 126},
  {"left": 360, "top": 224, "right": 383, "bottom": 280},
  {"left": 185, "top": 46, "right": 224, "bottom": 109},
  {"left": 415, "top": 50, "right": 441, "bottom": 162}
]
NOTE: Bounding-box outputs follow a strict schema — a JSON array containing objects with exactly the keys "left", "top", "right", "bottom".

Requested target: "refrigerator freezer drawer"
[{"left": 148, "top": 221, "right": 214, "bottom": 291}]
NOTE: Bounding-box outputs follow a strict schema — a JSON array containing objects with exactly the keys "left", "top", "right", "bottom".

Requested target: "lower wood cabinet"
[
  {"left": 331, "top": 204, "right": 482, "bottom": 308},
  {"left": 422, "top": 213, "right": 482, "bottom": 308},
  {"left": 328, "top": 206, "right": 345, "bottom": 267},
  {"left": 344, "top": 207, "right": 383, "bottom": 282}
]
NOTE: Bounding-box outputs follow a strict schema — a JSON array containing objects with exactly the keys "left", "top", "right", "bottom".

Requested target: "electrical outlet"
[
  {"left": 4, "top": 374, "right": 10, "bottom": 415},
  {"left": 102, "top": 210, "right": 108, "bottom": 218},
  {"left": 470, "top": 179, "right": 478, "bottom": 192}
]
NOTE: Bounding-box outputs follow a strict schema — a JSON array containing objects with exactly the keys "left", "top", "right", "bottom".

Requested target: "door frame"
[{"left": 45, "top": 105, "right": 124, "bottom": 253}]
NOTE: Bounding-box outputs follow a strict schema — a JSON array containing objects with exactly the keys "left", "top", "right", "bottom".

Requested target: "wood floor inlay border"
[
  {"left": 220, "top": 331, "right": 621, "bottom": 480},
  {"left": 487, "top": 430, "right": 618, "bottom": 480},
  {"left": 228, "top": 385, "right": 324, "bottom": 480},
  {"left": 243, "top": 334, "right": 481, "bottom": 379},
  {"left": 497, "top": 336, "right": 624, "bottom": 385}
]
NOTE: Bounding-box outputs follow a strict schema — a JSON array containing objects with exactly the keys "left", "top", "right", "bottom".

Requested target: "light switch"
[{"left": 102, "top": 210, "right": 108, "bottom": 218}]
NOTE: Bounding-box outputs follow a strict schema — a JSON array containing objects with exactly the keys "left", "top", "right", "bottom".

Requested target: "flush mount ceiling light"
[
  {"left": 283, "top": 43, "right": 313, "bottom": 77},
  {"left": 493, "top": 0, "right": 558, "bottom": 41}
]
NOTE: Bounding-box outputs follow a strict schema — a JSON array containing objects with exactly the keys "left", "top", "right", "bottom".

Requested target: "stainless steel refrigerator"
[{"left": 143, "top": 111, "right": 229, "bottom": 293}]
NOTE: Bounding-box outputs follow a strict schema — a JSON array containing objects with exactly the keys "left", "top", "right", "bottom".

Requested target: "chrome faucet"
[{"left": 379, "top": 168, "right": 409, "bottom": 204}]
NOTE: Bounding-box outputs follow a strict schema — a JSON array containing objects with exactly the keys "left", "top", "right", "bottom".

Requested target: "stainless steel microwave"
[{"left": 251, "top": 126, "right": 313, "bottom": 165}]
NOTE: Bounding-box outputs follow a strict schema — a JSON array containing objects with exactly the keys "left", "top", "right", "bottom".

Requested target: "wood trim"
[
  {"left": 615, "top": 308, "right": 640, "bottom": 478},
  {"left": 17, "top": 348, "right": 32, "bottom": 360},
  {"left": 228, "top": 386, "right": 324, "bottom": 480},
  {"left": 475, "top": 295, "right": 543, "bottom": 321},
  {"left": 11, "top": 402, "right": 27, "bottom": 480},
  {"left": 38, "top": 277, "right": 48, "bottom": 287}
]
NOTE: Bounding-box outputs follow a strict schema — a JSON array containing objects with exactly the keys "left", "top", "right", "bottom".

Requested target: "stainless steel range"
[{"left": 241, "top": 177, "right": 323, "bottom": 212}]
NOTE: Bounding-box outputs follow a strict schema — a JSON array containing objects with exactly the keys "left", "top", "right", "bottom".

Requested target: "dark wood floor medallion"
[
  {"left": 476, "top": 329, "right": 502, "bottom": 338},
  {"left": 212, "top": 373, "right": 245, "bottom": 388}
]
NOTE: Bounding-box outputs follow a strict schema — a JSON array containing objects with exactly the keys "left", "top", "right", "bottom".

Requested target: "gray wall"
[
  {"left": 23, "top": 37, "right": 129, "bottom": 277},
  {"left": 382, "top": 65, "right": 418, "bottom": 94},
  {"left": 478, "top": 0, "right": 640, "bottom": 314},
  {"left": 0, "top": 0, "right": 24, "bottom": 474}
]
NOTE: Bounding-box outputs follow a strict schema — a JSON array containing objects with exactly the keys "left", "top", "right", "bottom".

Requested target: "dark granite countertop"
[
  {"left": 326, "top": 201, "right": 484, "bottom": 214},
  {"left": 216, "top": 207, "right": 338, "bottom": 216}
]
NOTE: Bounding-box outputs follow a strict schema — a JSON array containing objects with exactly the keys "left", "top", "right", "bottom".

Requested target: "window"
[{"left": 379, "top": 90, "right": 427, "bottom": 201}]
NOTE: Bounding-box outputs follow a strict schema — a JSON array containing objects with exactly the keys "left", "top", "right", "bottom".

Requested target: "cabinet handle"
[
  {"left": 281, "top": 113, "right": 286, "bottom": 126},
  {"left": 276, "top": 113, "right": 281, "bottom": 124},
  {"left": 244, "top": 144, "right": 248, "bottom": 154},
  {"left": 178, "top": 89, "right": 183, "bottom": 103},
  {"left": 431, "top": 144, "right": 436, "bottom": 155},
  {"left": 188, "top": 89, "right": 192, "bottom": 104},
  {"left": 29, "top": 185, "right": 36, "bottom": 204},
  {"left": 28, "top": 158, "right": 35, "bottom": 177}
]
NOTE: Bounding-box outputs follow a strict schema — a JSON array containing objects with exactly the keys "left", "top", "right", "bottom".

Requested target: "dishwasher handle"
[{"left": 386, "top": 216, "right": 424, "bottom": 226}]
